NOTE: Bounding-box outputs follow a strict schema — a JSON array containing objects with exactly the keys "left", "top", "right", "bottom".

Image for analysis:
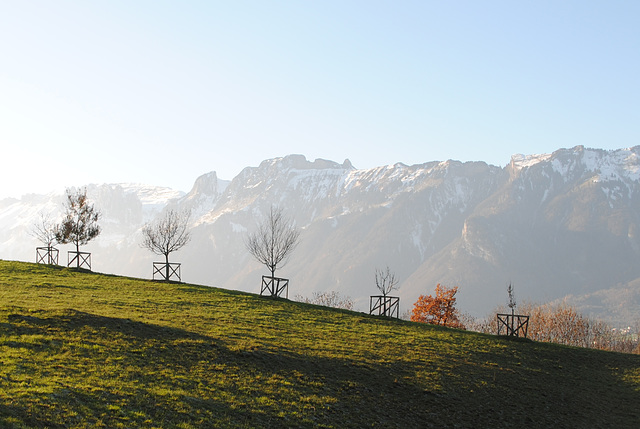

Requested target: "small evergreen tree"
[{"left": 55, "top": 188, "right": 101, "bottom": 267}]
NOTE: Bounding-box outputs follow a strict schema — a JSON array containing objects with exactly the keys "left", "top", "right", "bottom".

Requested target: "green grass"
[{"left": 0, "top": 260, "right": 639, "bottom": 428}]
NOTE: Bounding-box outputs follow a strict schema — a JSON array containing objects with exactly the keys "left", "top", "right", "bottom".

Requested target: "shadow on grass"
[
  {"left": 2, "top": 310, "right": 291, "bottom": 427},
  {"left": 2, "top": 309, "right": 640, "bottom": 428},
  {"left": 0, "top": 403, "right": 68, "bottom": 429},
  {"left": 7, "top": 311, "right": 203, "bottom": 342},
  {"left": 1, "top": 309, "right": 441, "bottom": 427}
]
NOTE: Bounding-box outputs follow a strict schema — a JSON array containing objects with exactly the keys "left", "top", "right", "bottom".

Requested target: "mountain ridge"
[{"left": 2, "top": 146, "right": 639, "bottom": 325}]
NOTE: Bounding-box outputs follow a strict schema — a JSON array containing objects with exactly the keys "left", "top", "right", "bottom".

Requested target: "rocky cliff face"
[
  {"left": 402, "top": 146, "right": 640, "bottom": 323},
  {"left": 2, "top": 146, "right": 639, "bottom": 325}
]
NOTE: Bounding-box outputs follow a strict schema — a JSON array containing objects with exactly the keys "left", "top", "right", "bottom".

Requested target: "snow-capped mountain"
[
  {"left": 2, "top": 146, "right": 639, "bottom": 326},
  {"left": 402, "top": 146, "right": 640, "bottom": 325}
]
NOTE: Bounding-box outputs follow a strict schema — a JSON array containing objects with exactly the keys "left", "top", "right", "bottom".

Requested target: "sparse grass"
[{"left": 0, "top": 260, "right": 639, "bottom": 428}]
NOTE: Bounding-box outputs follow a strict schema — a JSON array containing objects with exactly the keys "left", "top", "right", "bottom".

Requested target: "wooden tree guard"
[
  {"left": 497, "top": 313, "right": 530, "bottom": 338},
  {"left": 261, "top": 276, "right": 289, "bottom": 298},
  {"left": 153, "top": 262, "right": 181, "bottom": 282},
  {"left": 68, "top": 251, "right": 91, "bottom": 270},
  {"left": 36, "top": 246, "right": 59, "bottom": 265},
  {"left": 369, "top": 295, "right": 400, "bottom": 318}
]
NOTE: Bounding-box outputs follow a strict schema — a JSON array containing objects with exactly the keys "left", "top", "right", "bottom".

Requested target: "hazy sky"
[{"left": 1, "top": 1, "right": 638, "bottom": 198}]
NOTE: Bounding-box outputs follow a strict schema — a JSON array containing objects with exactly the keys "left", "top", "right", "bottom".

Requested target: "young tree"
[
  {"left": 55, "top": 188, "right": 101, "bottom": 267},
  {"left": 141, "top": 209, "right": 192, "bottom": 281},
  {"left": 507, "top": 282, "right": 516, "bottom": 315},
  {"left": 31, "top": 211, "right": 58, "bottom": 248},
  {"left": 245, "top": 206, "right": 300, "bottom": 279},
  {"left": 31, "top": 211, "right": 59, "bottom": 264},
  {"left": 371, "top": 266, "right": 400, "bottom": 317},
  {"left": 374, "top": 266, "right": 399, "bottom": 297},
  {"left": 411, "top": 284, "right": 464, "bottom": 329}
]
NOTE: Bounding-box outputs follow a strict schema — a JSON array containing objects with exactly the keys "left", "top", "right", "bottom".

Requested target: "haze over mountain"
[{"left": 2, "top": 146, "right": 639, "bottom": 326}]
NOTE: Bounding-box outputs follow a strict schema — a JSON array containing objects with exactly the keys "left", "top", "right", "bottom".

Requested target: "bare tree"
[
  {"left": 31, "top": 211, "right": 58, "bottom": 248},
  {"left": 31, "top": 211, "right": 59, "bottom": 264},
  {"left": 55, "top": 188, "right": 101, "bottom": 267},
  {"left": 141, "top": 209, "right": 192, "bottom": 281},
  {"left": 245, "top": 206, "right": 300, "bottom": 279},
  {"left": 374, "top": 266, "right": 399, "bottom": 297}
]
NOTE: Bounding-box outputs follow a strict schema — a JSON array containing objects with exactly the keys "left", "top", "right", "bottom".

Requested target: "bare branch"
[
  {"left": 141, "top": 209, "right": 192, "bottom": 263},
  {"left": 375, "top": 266, "right": 399, "bottom": 297},
  {"left": 31, "top": 211, "right": 58, "bottom": 247},
  {"left": 245, "top": 206, "right": 300, "bottom": 278},
  {"left": 294, "top": 291, "right": 354, "bottom": 311}
]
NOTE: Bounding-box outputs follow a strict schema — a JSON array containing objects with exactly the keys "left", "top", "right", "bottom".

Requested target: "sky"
[{"left": 1, "top": 1, "right": 638, "bottom": 199}]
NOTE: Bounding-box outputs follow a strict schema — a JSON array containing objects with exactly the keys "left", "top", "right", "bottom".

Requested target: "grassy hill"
[{"left": 0, "top": 261, "right": 639, "bottom": 428}]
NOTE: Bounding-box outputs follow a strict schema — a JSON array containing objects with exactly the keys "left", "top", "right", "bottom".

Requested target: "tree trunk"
[
  {"left": 165, "top": 253, "right": 170, "bottom": 282},
  {"left": 270, "top": 266, "right": 277, "bottom": 296}
]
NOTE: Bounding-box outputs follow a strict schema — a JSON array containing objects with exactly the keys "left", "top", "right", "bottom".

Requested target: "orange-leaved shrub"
[{"left": 410, "top": 284, "right": 465, "bottom": 329}]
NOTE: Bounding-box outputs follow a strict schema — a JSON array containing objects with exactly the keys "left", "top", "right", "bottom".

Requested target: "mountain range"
[{"left": 2, "top": 145, "right": 639, "bottom": 326}]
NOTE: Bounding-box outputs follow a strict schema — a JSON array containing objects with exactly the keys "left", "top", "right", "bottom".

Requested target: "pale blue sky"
[{"left": 1, "top": 1, "right": 638, "bottom": 198}]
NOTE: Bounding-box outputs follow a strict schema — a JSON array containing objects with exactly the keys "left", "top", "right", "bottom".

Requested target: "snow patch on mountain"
[
  {"left": 511, "top": 153, "right": 553, "bottom": 170},
  {"left": 544, "top": 146, "right": 640, "bottom": 184},
  {"left": 287, "top": 167, "right": 348, "bottom": 202},
  {"left": 117, "top": 183, "right": 184, "bottom": 205},
  {"left": 584, "top": 148, "right": 640, "bottom": 183}
]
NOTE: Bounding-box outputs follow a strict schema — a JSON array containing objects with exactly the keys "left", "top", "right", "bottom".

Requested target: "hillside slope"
[{"left": 0, "top": 261, "right": 639, "bottom": 428}]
